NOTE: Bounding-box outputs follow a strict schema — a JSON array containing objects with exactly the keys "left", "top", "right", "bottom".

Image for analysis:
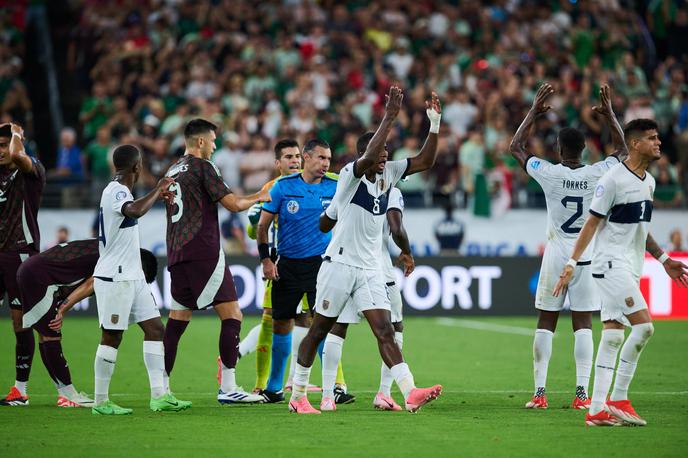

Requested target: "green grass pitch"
[{"left": 1, "top": 316, "right": 687, "bottom": 457}]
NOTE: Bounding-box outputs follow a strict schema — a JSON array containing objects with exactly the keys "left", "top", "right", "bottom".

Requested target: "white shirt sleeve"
[
  {"left": 337, "top": 162, "right": 360, "bottom": 194},
  {"left": 589, "top": 173, "right": 617, "bottom": 217},
  {"left": 325, "top": 198, "right": 338, "bottom": 220},
  {"left": 386, "top": 159, "right": 411, "bottom": 186},
  {"left": 525, "top": 156, "right": 555, "bottom": 187},
  {"left": 590, "top": 155, "right": 620, "bottom": 175},
  {"left": 387, "top": 187, "right": 404, "bottom": 212},
  {"left": 111, "top": 184, "right": 134, "bottom": 215}
]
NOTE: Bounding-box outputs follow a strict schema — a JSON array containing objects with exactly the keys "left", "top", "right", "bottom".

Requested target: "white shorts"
[
  {"left": 315, "top": 260, "right": 390, "bottom": 319},
  {"left": 337, "top": 280, "right": 402, "bottom": 324},
  {"left": 535, "top": 242, "right": 599, "bottom": 312},
  {"left": 95, "top": 278, "right": 160, "bottom": 330},
  {"left": 593, "top": 264, "right": 648, "bottom": 327}
]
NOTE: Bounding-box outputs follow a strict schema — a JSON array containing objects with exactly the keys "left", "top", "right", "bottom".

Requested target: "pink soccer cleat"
[
  {"left": 405, "top": 385, "right": 442, "bottom": 413},
  {"left": 288, "top": 396, "right": 321, "bottom": 414},
  {"left": 373, "top": 392, "right": 402, "bottom": 411},
  {"left": 320, "top": 397, "right": 336, "bottom": 412}
]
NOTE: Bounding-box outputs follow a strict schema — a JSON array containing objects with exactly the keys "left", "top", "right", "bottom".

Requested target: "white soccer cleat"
[
  {"left": 57, "top": 391, "right": 95, "bottom": 408},
  {"left": 217, "top": 388, "right": 263, "bottom": 404}
]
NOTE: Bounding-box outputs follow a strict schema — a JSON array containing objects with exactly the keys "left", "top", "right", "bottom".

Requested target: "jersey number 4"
[
  {"left": 168, "top": 183, "right": 184, "bottom": 223},
  {"left": 560, "top": 196, "right": 583, "bottom": 234}
]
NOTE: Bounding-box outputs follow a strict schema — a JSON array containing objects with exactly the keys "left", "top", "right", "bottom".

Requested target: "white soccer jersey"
[
  {"left": 589, "top": 162, "right": 655, "bottom": 279},
  {"left": 325, "top": 159, "right": 409, "bottom": 269},
  {"left": 93, "top": 181, "right": 144, "bottom": 281},
  {"left": 526, "top": 155, "right": 619, "bottom": 262}
]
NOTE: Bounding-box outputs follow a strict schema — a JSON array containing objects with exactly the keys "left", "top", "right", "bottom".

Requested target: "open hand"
[
  {"left": 552, "top": 265, "right": 573, "bottom": 297},
  {"left": 397, "top": 252, "right": 415, "bottom": 277},
  {"left": 532, "top": 83, "right": 554, "bottom": 114},
  {"left": 262, "top": 259, "right": 279, "bottom": 281},
  {"left": 592, "top": 84, "right": 614, "bottom": 117},
  {"left": 662, "top": 258, "right": 688, "bottom": 287},
  {"left": 384, "top": 85, "right": 404, "bottom": 118}
]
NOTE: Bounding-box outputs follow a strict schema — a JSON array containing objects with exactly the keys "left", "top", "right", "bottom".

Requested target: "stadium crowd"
[{"left": 2, "top": 0, "right": 688, "bottom": 211}]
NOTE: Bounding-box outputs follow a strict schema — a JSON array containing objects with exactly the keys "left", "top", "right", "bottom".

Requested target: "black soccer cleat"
[
  {"left": 259, "top": 389, "right": 285, "bottom": 403},
  {"left": 333, "top": 386, "right": 355, "bottom": 404}
]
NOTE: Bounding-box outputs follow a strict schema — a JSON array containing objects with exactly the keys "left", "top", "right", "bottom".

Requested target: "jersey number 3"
[
  {"left": 169, "top": 183, "right": 184, "bottom": 223},
  {"left": 560, "top": 196, "right": 583, "bottom": 234}
]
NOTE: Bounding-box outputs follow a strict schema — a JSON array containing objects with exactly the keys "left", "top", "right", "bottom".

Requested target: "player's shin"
[
  {"left": 291, "top": 363, "right": 312, "bottom": 400},
  {"left": 239, "top": 324, "right": 261, "bottom": 358},
  {"left": 14, "top": 329, "right": 35, "bottom": 395},
  {"left": 266, "top": 332, "right": 291, "bottom": 392},
  {"left": 42, "top": 341, "right": 73, "bottom": 392},
  {"left": 287, "top": 325, "right": 308, "bottom": 386},
  {"left": 390, "top": 363, "right": 415, "bottom": 399},
  {"left": 379, "top": 332, "right": 403, "bottom": 396},
  {"left": 255, "top": 312, "right": 273, "bottom": 390},
  {"left": 94, "top": 345, "right": 118, "bottom": 405},
  {"left": 589, "top": 329, "right": 624, "bottom": 415},
  {"left": 573, "top": 328, "right": 593, "bottom": 397},
  {"left": 322, "top": 333, "right": 344, "bottom": 400},
  {"left": 143, "top": 341, "right": 166, "bottom": 399},
  {"left": 611, "top": 323, "right": 654, "bottom": 401},
  {"left": 219, "top": 318, "right": 241, "bottom": 392},
  {"left": 532, "top": 329, "right": 553, "bottom": 395}
]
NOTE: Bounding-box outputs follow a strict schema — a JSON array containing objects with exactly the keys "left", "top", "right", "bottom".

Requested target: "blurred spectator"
[
  {"left": 221, "top": 212, "right": 248, "bottom": 255},
  {"left": 213, "top": 131, "right": 245, "bottom": 192},
  {"left": 49, "top": 127, "right": 84, "bottom": 182},
  {"left": 55, "top": 226, "right": 69, "bottom": 245},
  {"left": 434, "top": 204, "right": 465, "bottom": 256},
  {"left": 651, "top": 154, "right": 683, "bottom": 208},
  {"left": 79, "top": 81, "right": 112, "bottom": 142},
  {"left": 83, "top": 126, "right": 114, "bottom": 202},
  {"left": 665, "top": 229, "right": 685, "bottom": 252}
]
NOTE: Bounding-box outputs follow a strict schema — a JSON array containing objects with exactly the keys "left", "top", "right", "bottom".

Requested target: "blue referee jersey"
[{"left": 261, "top": 173, "right": 337, "bottom": 259}]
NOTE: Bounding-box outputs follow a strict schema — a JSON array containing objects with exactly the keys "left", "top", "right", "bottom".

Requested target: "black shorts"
[{"left": 271, "top": 256, "right": 322, "bottom": 320}]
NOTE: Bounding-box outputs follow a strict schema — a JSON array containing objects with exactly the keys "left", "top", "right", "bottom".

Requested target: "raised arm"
[
  {"left": 123, "top": 177, "right": 174, "bottom": 219},
  {"left": 509, "top": 83, "right": 554, "bottom": 169},
  {"left": 405, "top": 92, "right": 441, "bottom": 175},
  {"left": 9, "top": 123, "right": 33, "bottom": 173},
  {"left": 552, "top": 213, "right": 604, "bottom": 296},
  {"left": 220, "top": 187, "right": 271, "bottom": 213},
  {"left": 353, "top": 85, "right": 404, "bottom": 177},
  {"left": 592, "top": 84, "right": 628, "bottom": 160},
  {"left": 387, "top": 209, "right": 414, "bottom": 276},
  {"left": 646, "top": 233, "right": 688, "bottom": 287}
]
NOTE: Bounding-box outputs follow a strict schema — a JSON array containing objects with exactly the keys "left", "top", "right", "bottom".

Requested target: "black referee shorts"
[{"left": 271, "top": 255, "right": 322, "bottom": 320}]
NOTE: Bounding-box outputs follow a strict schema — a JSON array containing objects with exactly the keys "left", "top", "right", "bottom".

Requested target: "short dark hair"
[
  {"left": 624, "top": 119, "right": 658, "bottom": 143},
  {"left": 274, "top": 139, "right": 300, "bottom": 159},
  {"left": 0, "top": 124, "right": 10, "bottom": 138},
  {"left": 184, "top": 118, "right": 217, "bottom": 139},
  {"left": 140, "top": 249, "right": 158, "bottom": 284},
  {"left": 112, "top": 144, "right": 141, "bottom": 170},
  {"left": 356, "top": 132, "right": 375, "bottom": 156},
  {"left": 557, "top": 127, "right": 585, "bottom": 157},
  {"left": 303, "top": 138, "right": 330, "bottom": 154}
]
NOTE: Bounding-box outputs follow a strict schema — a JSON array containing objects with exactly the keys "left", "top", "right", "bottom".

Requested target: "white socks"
[
  {"left": 239, "top": 324, "right": 261, "bottom": 357},
  {"left": 573, "top": 328, "right": 593, "bottom": 394},
  {"left": 390, "top": 362, "right": 415, "bottom": 399},
  {"left": 322, "top": 333, "right": 345, "bottom": 399},
  {"left": 291, "top": 362, "right": 312, "bottom": 400},
  {"left": 287, "top": 325, "right": 308, "bottom": 385},
  {"left": 611, "top": 323, "right": 654, "bottom": 401},
  {"left": 589, "top": 329, "right": 625, "bottom": 415},
  {"left": 380, "top": 332, "right": 404, "bottom": 396},
  {"left": 532, "top": 329, "right": 553, "bottom": 393},
  {"left": 220, "top": 364, "right": 236, "bottom": 393},
  {"left": 14, "top": 381, "right": 27, "bottom": 396},
  {"left": 57, "top": 384, "right": 78, "bottom": 398},
  {"left": 94, "top": 345, "right": 118, "bottom": 405},
  {"left": 143, "top": 341, "right": 166, "bottom": 399}
]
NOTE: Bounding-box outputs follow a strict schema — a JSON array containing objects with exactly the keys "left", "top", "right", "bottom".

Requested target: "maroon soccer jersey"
[
  {"left": 165, "top": 155, "right": 231, "bottom": 266},
  {"left": 0, "top": 158, "right": 45, "bottom": 252},
  {"left": 35, "top": 238, "right": 100, "bottom": 283}
]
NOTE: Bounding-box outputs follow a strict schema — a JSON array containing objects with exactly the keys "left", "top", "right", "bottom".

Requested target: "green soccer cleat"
[
  {"left": 150, "top": 393, "right": 192, "bottom": 412},
  {"left": 92, "top": 400, "right": 133, "bottom": 415}
]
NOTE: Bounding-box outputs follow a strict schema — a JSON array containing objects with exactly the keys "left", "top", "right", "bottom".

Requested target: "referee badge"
[
  {"left": 322, "top": 300, "right": 329, "bottom": 310},
  {"left": 287, "top": 200, "right": 299, "bottom": 214},
  {"left": 625, "top": 297, "right": 634, "bottom": 308}
]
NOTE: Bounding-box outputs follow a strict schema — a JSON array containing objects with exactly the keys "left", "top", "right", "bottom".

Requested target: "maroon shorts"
[
  {"left": 169, "top": 258, "right": 238, "bottom": 311},
  {"left": 17, "top": 259, "right": 66, "bottom": 338},
  {"left": 0, "top": 251, "right": 35, "bottom": 310}
]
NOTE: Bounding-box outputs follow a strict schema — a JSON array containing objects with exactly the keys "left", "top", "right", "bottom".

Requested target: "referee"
[{"left": 256, "top": 139, "right": 337, "bottom": 401}]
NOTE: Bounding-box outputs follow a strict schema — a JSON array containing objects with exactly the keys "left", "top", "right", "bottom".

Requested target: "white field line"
[
  {"left": 26, "top": 390, "right": 688, "bottom": 398},
  {"left": 436, "top": 317, "right": 543, "bottom": 337}
]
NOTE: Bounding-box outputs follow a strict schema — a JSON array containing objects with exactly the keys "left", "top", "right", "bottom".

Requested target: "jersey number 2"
[
  {"left": 169, "top": 183, "right": 184, "bottom": 223},
  {"left": 560, "top": 196, "right": 583, "bottom": 234}
]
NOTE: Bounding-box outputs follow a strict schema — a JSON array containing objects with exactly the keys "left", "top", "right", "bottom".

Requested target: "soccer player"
[
  {"left": 320, "top": 183, "right": 414, "bottom": 411},
  {"left": 161, "top": 119, "right": 268, "bottom": 404},
  {"left": 0, "top": 123, "right": 45, "bottom": 406},
  {"left": 92, "top": 144, "right": 191, "bottom": 415},
  {"left": 18, "top": 239, "right": 158, "bottom": 407},
  {"left": 256, "top": 139, "right": 338, "bottom": 403},
  {"left": 553, "top": 118, "right": 688, "bottom": 426},
  {"left": 289, "top": 86, "right": 443, "bottom": 414},
  {"left": 510, "top": 83, "right": 626, "bottom": 410}
]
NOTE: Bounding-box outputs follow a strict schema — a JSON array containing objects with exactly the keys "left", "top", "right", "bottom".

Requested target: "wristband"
[
  {"left": 566, "top": 258, "right": 577, "bottom": 269},
  {"left": 658, "top": 253, "right": 669, "bottom": 264},
  {"left": 258, "top": 243, "right": 270, "bottom": 260},
  {"left": 12, "top": 132, "right": 22, "bottom": 140},
  {"left": 426, "top": 108, "right": 441, "bottom": 134}
]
